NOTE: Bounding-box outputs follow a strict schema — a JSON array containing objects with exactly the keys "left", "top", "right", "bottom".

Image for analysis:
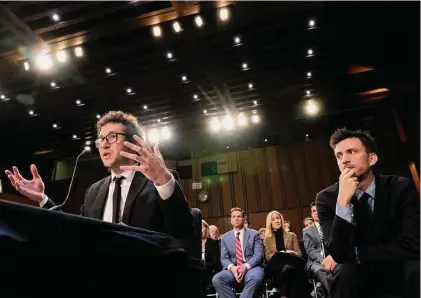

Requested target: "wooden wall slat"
[
  {"left": 253, "top": 148, "right": 271, "bottom": 212},
  {"left": 303, "top": 142, "right": 324, "bottom": 204},
  {"left": 209, "top": 175, "right": 222, "bottom": 217},
  {"left": 266, "top": 147, "right": 284, "bottom": 210},
  {"left": 242, "top": 150, "right": 259, "bottom": 213},
  {"left": 290, "top": 143, "right": 310, "bottom": 208},
  {"left": 278, "top": 147, "right": 297, "bottom": 209},
  {"left": 221, "top": 173, "right": 233, "bottom": 216}
]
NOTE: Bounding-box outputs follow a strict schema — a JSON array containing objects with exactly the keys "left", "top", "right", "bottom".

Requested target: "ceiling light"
[
  {"left": 219, "top": 7, "right": 230, "bottom": 22},
  {"left": 148, "top": 129, "right": 160, "bottom": 143},
  {"left": 210, "top": 117, "right": 221, "bottom": 132},
  {"left": 265, "top": 138, "right": 267, "bottom": 142},
  {"left": 36, "top": 54, "right": 53, "bottom": 70},
  {"left": 253, "top": 100, "right": 257, "bottom": 105},
  {"left": 306, "top": 90, "right": 311, "bottom": 95},
  {"left": 242, "top": 63, "right": 248, "bottom": 69},
  {"left": 161, "top": 126, "right": 171, "bottom": 140},
  {"left": 307, "top": 49, "right": 314, "bottom": 55},
  {"left": 74, "top": 47, "right": 83, "bottom": 57},
  {"left": 306, "top": 133, "right": 309, "bottom": 137},
  {"left": 234, "top": 36, "right": 241, "bottom": 44},
  {"left": 105, "top": 67, "right": 112, "bottom": 74},
  {"left": 143, "top": 105, "right": 148, "bottom": 110},
  {"left": 24, "top": 62, "right": 30, "bottom": 71},
  {"left": 307, "top": 72, "right": 312, "bottom": 78},
  {"left": 172, "top": 21, "right": 182, "bottom": 33},
  {"left": 73, "top": 135, "right": 77, "bottom": 139},
  {"left": 126, "top": 88, "right": 132, "bottom": 94},
  {"left": 248, "top": 83, "right": 253, "bottom": 89},
  {"left": 85, "top": 140, "right": 92, "bottom": 145},
  {"left": 251, "top": 114, "right": 260, "bottom": 124},
  {"left": 29, "top": 110, "right": 34, "bottom": 115},
  {"left": 237, "top": 113, "right": 248, "bottom": 127},
  {"left": 56, "top": 50, "right": 67, "bottom": 63},
  {"left": 96, "top": 114, "right": 101, "bottom": 119},
  {"left": 52, "top": 124, "right": 58, "bottom": 128},
  {"left": 76, "top": 100, "right": 81, "bottom": 105},
  {"left": 309, "top": 19, "right": 316, "bottom": 28},
  {"left": 52, "top": 14, "right": 60, "bottom": 22},
  {"left": 193, "top": 94, "right": 198, "bottom": 100},
  {"left": 157, "top": 119, "right": 161, "bottom": 123},
  {"left": 203, "top": 109, "right": 207, "bottom": 114},
  {"left": 181, "top": 75, "right": 187, "bottom": 82},
  {"left": 84, "top": 146, "right": 91, "bottom": 152},
  {"left": 304, "top": 100, "right": 319, "bottom": 115},
  {"left": 152, "top": 25, "right": 162, "bottom": 37},
  {"left": 0, "top": 94, "right": 5, "bottom": 100},
  {"left": 50, "top": 81, "right": 56, "bottom": 88},
  {"left": 227, "top": 146, "right": 229, "bottom": 149},
  {"left": 222, "top": 115, "right": 235, "bottom": 130},
  {"left": 167, "top": 52, "right": 173, "bottom": 59},
  {"left": 195, "top": 16, "right": 204, "bottom": 27}
]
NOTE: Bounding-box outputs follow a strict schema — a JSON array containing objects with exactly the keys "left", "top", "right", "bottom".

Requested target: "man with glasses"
[{"left": 5, "top": 110, "right": 193, "bottom": 239}]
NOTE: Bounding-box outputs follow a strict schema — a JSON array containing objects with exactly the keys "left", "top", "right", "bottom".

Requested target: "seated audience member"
[
  {"left": 316, "top": 128, "right": 420, "bottom": 298},
  {"left": 212, "top": 208, "right": 264, "bottom": 298},
  {"left": 202, "top": 220, "right": 221, "bottom": 290},
  {"left": 209, "top": 225, "right": 221, "bottom": 240},
  {"left": 302, "top": 202, "right": 331, "bottom": 296},
  {"left": 283, "top": 221, "right": 291, "bottom": 233},
  {"left": 259, "top": 228, "right": 266, "bottom": 241},
  {"left": 303, "top": 217, "right": 314, "bottom": 228},
  {"left": 244, "top": 214, "right": 251, "bottom": 229},
  {"left": 264, "top": 211, "right": 302, "bottom": 298}
]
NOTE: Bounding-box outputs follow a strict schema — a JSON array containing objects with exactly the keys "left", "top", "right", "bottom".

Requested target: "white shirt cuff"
[
  {"left": 40, "top": 194, "right": 49, "bottom": 207},
  {"left": 335, "top": 204, "right": 354, "bottom": 224},
  {"left": 245, "top": 263, "right": 251, "bottom": 270},
  {"left": 227, "top": 264, "right": 234, "bottom": 271},
  {"left": 154, "top": 173, "right": 175, "bottom": 200}
]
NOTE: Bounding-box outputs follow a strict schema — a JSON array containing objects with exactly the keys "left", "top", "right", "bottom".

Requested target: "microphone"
[{"left": 49, "top": 147, "right": 90, "bottom": 211}]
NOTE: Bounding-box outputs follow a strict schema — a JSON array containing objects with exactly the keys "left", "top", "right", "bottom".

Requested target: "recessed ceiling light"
[
  {"left": 306, "top": 90, "right": 311, "bottom": 95},
  {"left": 307, "top": 49, "right": 314, "bottom": 55},
  {"left": 306, "top": 133, "right": 309, "bottom": 137},
  {"left": 0, "top": 94, "right": 5, "bottom": 100},
  {"left": 105, "top": 67, "right": 111, "bottom": 74},
  {"left": 96, "top": 114, "right": 101, "bottom": 119},
  {"left": 248, "top": 83, "right": 253, "bottom": 89},
  {"left": 24, "top": 62, "right": 30, "bottom": 71},
  {"left": 219, "top": 7, "right": 230, "bottom": 22},
  {"left": 227, "top": 146, "right": 230, "bottom": 149},
  {"left": 74, "top": 47, "right": 83, "bottom": 57},
  {"left": 172, "top": 21, "right": 182, "bottom": 33},
  {"left": 76, "top": 100, "right": 82, "bottom": 105},
  {"left": 56, "top": 50, "right": 67, "bottom": 63},
  {"left": 50, "top": 81, "right": 56, "bottom": 88},
  {"left": 126, "top": 88, "right": 132, "bottom": 94},
  {"left": 167, "top": 52, "right": 173, "bottom": 59},
  {"left": 195, "top": 15, "right": 204, "bottom": 27},
  {"left": 29, "top": 110, "right": 34, "bottom": 115},
  {"left": 193, "top": 94, "right": 198, "bottom": 99},
  {"left": 242, "top": 63, "right": 248, "bottom": 69},
  {"left": 234, "top": 36, "right": 241, "bottom": 44},
  {"left": 73, "top": 134, "right": 77, "bottom": 139},
  {"left": 53, "top": 123, "right": 58, "bottom": 128},
  {"left": 307, "top": 72, "right": 312, "bottom": 78},
  {"left": 309, "top": 19, "right": 316, "bottom": 28},
  {"left": 152, "top": 25, "right": 162, "bottom": 37},
  {"left": 143, "top": 105, "right": 148, "bottom": 110},
  {"left": 157, "top": 119, "right": 161, "bottom": 123},
  {"left": 264, "top": 138, "right": 267, "bottom": 142},
  {"left": 253, "top": 100, "right": 257, "bottom": 105},
  {"left": 52, "top": 13, "right": 60, "bottom": 22},
  {"left": 203, "top": 109, "right": 207, "bottom": 114},
  {"left": 181, "top": 75, "right": 187, "bottom": 82},
  {"left": 36, "top": 54, "right": 53, "bottom": 70}
]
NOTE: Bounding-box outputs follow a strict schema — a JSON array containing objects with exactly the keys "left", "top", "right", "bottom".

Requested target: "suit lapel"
[
  {"left": 283, "top": 230, "right": 290, "bottom": 249},
  {"left": 311, "top": 224, "right": 321, "bottom": 246},
  {"left": 372, "top": 175, "right": 389, "bottom": 238},
  {"left": 121, "top": 172, "right": 148, "bottom": 223},
  {"left": 92, "top": 177, "right": 111, "bottom": 219},
  {"left": 243, "top": 228, "right": 250, "bottom": 255}
]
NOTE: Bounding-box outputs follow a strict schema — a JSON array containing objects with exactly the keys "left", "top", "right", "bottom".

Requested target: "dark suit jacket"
[
  {"left": 44, "top": 171, "right": 193, "bottom": 239},
  {"left": 302, "top": 224, "right": 324, "bottom": 272},
  {"left": 316, "top": 174, "right": 420, "bottom": 264},
  {"left": 205, "top": 238, "right": 221, "bottom": 273}
]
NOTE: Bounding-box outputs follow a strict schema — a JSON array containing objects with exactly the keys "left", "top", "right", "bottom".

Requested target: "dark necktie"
[
  {"left": 112, "top": 176, "right": 124, "bottom": 223},
  {"left": 354, "top": 192, "right": 374, "bottom": 245}
]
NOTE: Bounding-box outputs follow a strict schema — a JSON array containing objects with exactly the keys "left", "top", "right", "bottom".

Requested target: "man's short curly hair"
[
  {"left": 96, "top": 111, "right": 145, "bottom": 143},
  {"left": 329, "top": 127, "right": 377, "bottom": 154}
]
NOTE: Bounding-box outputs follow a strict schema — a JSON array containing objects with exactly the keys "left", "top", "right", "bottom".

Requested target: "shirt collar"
[
  {"left": 111, "top": 170, "right": 136, "bottom": 184},
  {"left": 233, "top": 227, "right": 245, "bottom": 236},
  {"left": 355, "top": 177, "right": 376, "bottom": 200}
]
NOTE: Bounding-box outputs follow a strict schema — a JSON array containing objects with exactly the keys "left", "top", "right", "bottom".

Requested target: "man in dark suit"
[
  {"left": 5, "top": 111, "right": 192, "bottom": 239},
  {"left": 302, "top": 201, "right": 331, "bottom": 294},
  {"left": 316, "top": 128, "right": 420, "bottom": 298},
  {"left": 212, "top": 207, "right": 264, "bottom": 298}
]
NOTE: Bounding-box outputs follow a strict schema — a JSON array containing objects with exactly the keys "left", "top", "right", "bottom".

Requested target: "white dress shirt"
[
  {"left": 41, "top": 171, "right": 176, "bottom": 222},
  {"left": 227, "top": 228, "right": 251, "bottom": 270}
]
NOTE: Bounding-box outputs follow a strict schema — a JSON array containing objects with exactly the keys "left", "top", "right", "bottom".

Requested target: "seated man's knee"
[
  {"left": 212, "top": 272, "right": 223, "bottom": 287},
  {"left": 334, "top": 264, "right": 358, "bottom": 279}
]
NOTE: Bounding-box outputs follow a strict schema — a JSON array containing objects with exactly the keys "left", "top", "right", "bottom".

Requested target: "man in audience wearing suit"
[
  {"left": 316, "top": 128, "right": 420, "bottom": 298},
  {"left": 303, "top": 201, "right": 331, "bottom": 296},
  {"left": 5, "top": 111, "right": 193, "bottom": 239},
  {"left": 213, "top": 207, "right": 264, "bottom": 298}
]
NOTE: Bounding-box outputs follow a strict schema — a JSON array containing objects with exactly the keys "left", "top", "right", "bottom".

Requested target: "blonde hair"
[{"left": 265, "top": 210, "right": 285, "bottom": 238}]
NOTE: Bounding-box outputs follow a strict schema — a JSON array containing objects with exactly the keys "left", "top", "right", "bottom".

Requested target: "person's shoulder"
[
  {"left": 90, "top": 176, "right": 110, "bottom": 189},
  {"left": 302, "top": 225, "right": 313, "bottom": 235},
  {"left": 378, "top": 174, "right": 409, "bottom": 186},
  {"left": 246, "top": 228, "right": 260, "bottom": 236},
  {"left": 288, "top": 231, "right": 298, "bottom": 239},
  {"left": 316, "top": 182, "right": 339, "bottom": 204}
]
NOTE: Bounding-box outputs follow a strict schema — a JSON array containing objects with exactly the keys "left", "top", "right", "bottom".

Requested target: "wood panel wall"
[{"left": 178, "top": 139, "right": 339, "bottom": 239}]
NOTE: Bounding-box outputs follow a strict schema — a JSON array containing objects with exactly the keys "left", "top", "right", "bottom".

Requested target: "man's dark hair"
[
  {"left": 96, "top": 111, "right": 145, "bottom": 144},
  {"left": 309, "top": 201, "right": 316, "bottom": 212},
  {"left": 329, "top": 128, "right": 377, "bottom": 154}
]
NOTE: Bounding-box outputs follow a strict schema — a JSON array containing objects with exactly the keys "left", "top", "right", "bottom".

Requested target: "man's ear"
[{"left": 369, "top": 153, "right": 378, "bottom": 166}]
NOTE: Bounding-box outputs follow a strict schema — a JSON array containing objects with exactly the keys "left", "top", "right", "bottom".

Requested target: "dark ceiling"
[{"left": 0, "top": 1, "right": 419, "bottom": 162}]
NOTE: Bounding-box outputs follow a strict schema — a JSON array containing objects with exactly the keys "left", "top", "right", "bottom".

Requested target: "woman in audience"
[
  {"left": 264, "top": 211, "right": 302, "bottom": 298},
  {"left": 284, "top": 221, "right": 291, "bottom": 233}
]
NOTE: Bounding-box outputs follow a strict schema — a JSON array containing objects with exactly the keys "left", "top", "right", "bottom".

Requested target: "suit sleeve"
[
  {"left": 205, "top": 240, "right": 221, "bottom": 272},
  {"left": 316, "top": 191, "right": 357, "bottom": 263},
  {"left": 79, "top": 185, "right": 92, "bottom": 217},
  {"left": 290, "top": 233, "right": 302, "bottom": 256},
  {"left": 359, "top": 180, "right": 420, "bottom": 262},
  {"left": 303, "top": 228, "right": 323, "bottom": 263},
  {"left": 220, "top": 237, "right": 233, "bottom": 270},
  {"left": 246, "top": 232, "right": 264, "bottom": 268},
  {"left": 264, "top": 237, "right": 275, "bottom": 261},
  {"left": 157, "top": 173, "right": 193, "bottom": 239}
]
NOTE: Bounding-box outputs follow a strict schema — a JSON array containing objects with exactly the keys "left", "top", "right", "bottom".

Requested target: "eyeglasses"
[{"left": 95, "top": 132, "right": 128, "bottom": 148}]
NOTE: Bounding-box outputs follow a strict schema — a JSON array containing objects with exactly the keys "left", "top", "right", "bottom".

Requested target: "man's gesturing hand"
[
  {"left": 120, "top": 135, "right": 171, "bottom": 185},
  {"left": 5, "top": 164, "right": 45, "bottom": 203}
]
